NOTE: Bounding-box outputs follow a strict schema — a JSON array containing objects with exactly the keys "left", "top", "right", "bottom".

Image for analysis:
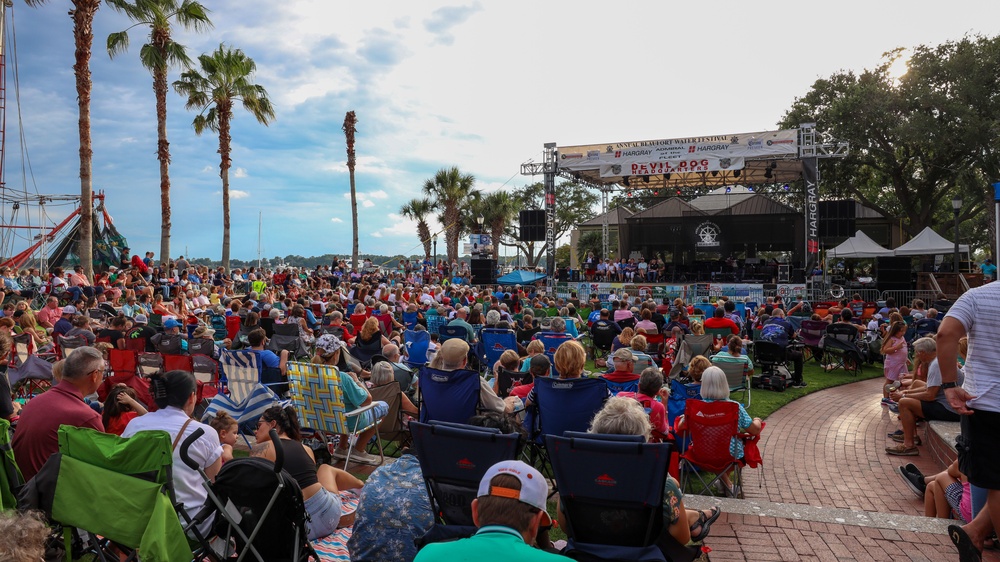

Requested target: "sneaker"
[
  {"left": 791, "top": 381, "right": 808, "bottom": 388},
  {"left": 898, "top": 466, "right": 926, "bottom": 498},
  {"left": 348, "top": 449, "right": 382, "bottom": 465},
  {"left": 332, "top": 448, "right": 349, "bottom": 460},
  {"left": 881, "top": 397, "right": 896, "bottom": 406},
  {"left": 903, "top": 463, "right": 923, "bottom": 477},
  {"left": 888, "top": 403, "right": 900, "bottom": 414}
]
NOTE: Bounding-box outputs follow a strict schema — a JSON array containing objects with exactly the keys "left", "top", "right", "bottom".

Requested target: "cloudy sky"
[{"left": 4, "top": 0, "right": 999, "bottom": 261}]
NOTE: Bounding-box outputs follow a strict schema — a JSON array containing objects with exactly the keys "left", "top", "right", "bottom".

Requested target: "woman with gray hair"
[
  {"left": 370, "top": 362, "right": 418, "bottom": 415},
  {"left": 582, "top": 396, "right": 722, "bottom": 544}
]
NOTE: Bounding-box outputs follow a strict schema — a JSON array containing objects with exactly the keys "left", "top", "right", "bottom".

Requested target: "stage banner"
[
  {"left": 776, "top": 283, "right": 808, "bottom": 299},
  {"left": 599, "top": 156, "right": 744, "bottom": 178},
  {"left": 803, "top": 157, "right": 820, "bottom": 260},
  {"left": 558, "top": 129, "right": 798, "bottom": 172}
]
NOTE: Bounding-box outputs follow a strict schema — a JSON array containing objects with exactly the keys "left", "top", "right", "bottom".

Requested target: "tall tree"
[
  {"left": 343, "top": 111, "right": 359, "bottom": 271},
  {"left": 479, "top": 190, "right": 520, "bottom": 261},
  {"left": 503, "top": 181, "right": 599, "bottom": 267},
  {"left": 25, "top": 0, "right": 101, "bottom": 279},
  {"left": 107, "top": 0, "right": 212, "bottom": 269},
  {"left": 781, "top": 36, "right": 1000, "bottom": 255},
  {"left": 174, "top": 44, "right": 274, "bottom": 272},
  {"left": 422, "top": 167, "right": 476, "bottom": 262},
  {"left": 400, "top": 197, "right": 434, "bottom": 260}
]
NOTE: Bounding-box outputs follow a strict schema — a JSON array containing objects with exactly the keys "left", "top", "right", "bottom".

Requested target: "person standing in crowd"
[{"left": 938, "top": 280, "right": 1000, "bottom": 562}]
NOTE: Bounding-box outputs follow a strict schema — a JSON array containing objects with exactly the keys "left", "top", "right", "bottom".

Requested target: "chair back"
[
  {"left": 417, "top": 366, "right": 482, "bottom": 424},
  {"left": 694, "top": 303, "right": 716, "bottom": 317},
  {"left": 369, "top": 381, "right": 404, "bottom": 442},
  {"left": 402, "top": 311, "right": 419, "bottom": 330},
  {"left": 149, "top": 313, "right": 163, "bottom": 329},
  {"left": 667, "top": 379, "right": 701, "bottom": 428},
  {"left": 680, "top": 399, "right": 740, "bottom": 473},
  {"left": 480, "top": 328, "right": 517, "bottom": 369},
  {"left": 617, "top": 317, "right": 636, "bottom": 330},
  {"left": 124, "top": 336, "right": 147, "bottom": 353},
  {"left": 425, "top": 315, "right": 447, "bottom": 336},
  {"left": 107, "top": 348, "right": 138, "bottom": 378},
  {"left": 712, "top": 359, "right": 749, "bottom": 392},
  {"left": 798, "top": 320, "right": 827, "bottom": 347},
  {"left": 530, "top": 376, "right": 608, "bottom": 442},
  {"left": 153, "top": 333, "right": 184, "bottom": 355},
  {"left": 705, "top": 327, "right": 733, "bottom": 342},
  {"left": 163, "top": 353, "right": 194, "bottom": 373},
  {"left": 11, "top": 332, "right": 32, "bottom": 367},
  {"left": 546, "top": 432, "right": 672, "bottom": 548},
  {"left": 403, "top": 329, "right": 430, "bottom": 366},
  {"left": 192, "top": 354, "right": 220, "bottom": 400},
  {"left": 590, "top": 323, "right": 618, "bottom": 352},
  {"left": 286, "top": 361, "right": 349, "bottom": 435},
  {"left": 438, "top": 324, "right": 468, "bottom": 343},
  {"left": 682, "top": 334, "right": 715, "bottom": 358},
  {"left": 138, "top": 352, "right": 164, "bottom": 376},
  {"left": 272, "top": 322, "right": 299, "bottom": 337},
  {"left": 99, "top": 350, "right": 154, "bottom": 410},
  {"left": 496, "top": 369, "right": 532, "bottom": 399},
  {"left": 56, "top": 334, "right": 88, "bottom": 359},
  {"left": 220, "top": 349, "right": 263, "bottom": 404},
  {"left": 826, "top": 322, "right": 858, "bottom": 343},
  {"left": 410, "top": 421, "right": 521, "bottom": 526},
  {"left": 225, "top": 315, "right": 241, "bottom": 341},
  {"left": 209, "top": 314, "right": 228, "bottom": 340},
  {"left": 187, "top": 338, "right": 216, "bottom": 357},
  {"left": 259, "top": 317, "right": 276, "bottom": 338},
  {"left": 603, "top": 376, "right": 640, "bottom": 394},
  {"left": 534, "top": 332, "right": 572, "bottom": 377}
]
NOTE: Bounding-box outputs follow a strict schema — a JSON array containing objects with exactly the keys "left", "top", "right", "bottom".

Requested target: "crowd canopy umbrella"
[
  {"left": 892, "top": 226, "right": 969, "bottom": 256},
  {"left": 496, "top": 270, "right": 547, "bottom": 285},
  {"left": 826, "top": 231, "right": 894, "bottom": 258}
]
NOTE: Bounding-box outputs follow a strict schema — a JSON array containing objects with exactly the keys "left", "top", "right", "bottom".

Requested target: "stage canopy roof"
[
  {"left": 557, "top": 129, "right": 804, "bottom": 189},
  {"left": 893, "top": 226, "right": 969, "bottom": 256},
  {"left": 496, "top": 270, "right": 547, "bottom": 285},
  {"left": 827, "top": 230, "right": 894, "bottom": 258}
]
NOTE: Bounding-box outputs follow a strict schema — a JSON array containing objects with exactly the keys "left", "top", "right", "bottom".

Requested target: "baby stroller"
[{"left": 182, "top": 428, "right": 319, "bottom": 562}]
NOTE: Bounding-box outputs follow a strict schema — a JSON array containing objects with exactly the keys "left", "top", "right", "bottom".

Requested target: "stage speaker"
[
  {"left": 819, "top": 200, "right": 856, "bottom": 238},
  {"left": 519, "top": 210, "right": 546, "bottom": 242},
  {"left": 471, "top": 258, "right": 497, "bottom": 285},
  {"left": 876, "top": 257, "right": 912, "bottom": 291}
]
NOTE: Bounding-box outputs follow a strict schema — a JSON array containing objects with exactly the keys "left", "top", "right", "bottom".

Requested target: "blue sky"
[{"left": 4, "top": 0, "right": 1000, "bottom": 261}]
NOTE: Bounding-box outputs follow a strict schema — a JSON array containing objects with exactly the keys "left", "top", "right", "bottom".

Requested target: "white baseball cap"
[{"left": 477, "top": 460, "right": 552, "bottom": 526}]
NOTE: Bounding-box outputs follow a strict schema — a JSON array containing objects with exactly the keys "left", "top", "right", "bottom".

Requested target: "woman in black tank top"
[{"left": 252, "top": 406, "right": 363, "bottom": 537}]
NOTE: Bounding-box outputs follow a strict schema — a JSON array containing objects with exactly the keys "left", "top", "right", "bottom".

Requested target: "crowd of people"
[{"left": 0, "top": 248, "right": 993, "bottom": 561}]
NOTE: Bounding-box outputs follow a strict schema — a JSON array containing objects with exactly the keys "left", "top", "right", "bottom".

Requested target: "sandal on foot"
[
  {"left": 885, "top": 444, "right": 919, "bottom": 456},
  {"left": 690, "top": 507, "right": 721, "bottom": 542},
  {"left": 949, "top": 524, "right": 983, "bottom": 562}
]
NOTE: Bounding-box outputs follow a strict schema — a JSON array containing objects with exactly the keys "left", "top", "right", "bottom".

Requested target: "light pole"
[
  {"left": 475, "top": 214, "right": 485, "bottom": 257},
  {"left": 952, "top": 196, "right": 962, "bottom": 275}
]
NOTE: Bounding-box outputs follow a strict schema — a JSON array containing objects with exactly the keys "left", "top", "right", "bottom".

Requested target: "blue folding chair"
[
  {"left": 480, "top": 328, "right": 517, "bottom": 371},
  {"left": 410, "top": 421, "right": 522, "bottom": 526},
  {"left": 402, "top": 311, "right": 420, "bottom": 331},
  {"left": 534, "top": 332, "right": 573, "bottom": 377},
  {"left": 403, "top": 329, "right": 431, "bottom": 368},
  {"left": 603, "top": 376, "right": 640, "bottom": 394},
  {"left": 547, "top": 432, "right": 688, "bottom": 562},
  {"left": 418, "top": 366, "right": 482, "bottom": 424},
  {"left": 438, "top": 324, "right": 469, "bottom": 343},
  {"left": 426, "top": 315, "right": 447, "bottom": 336}
]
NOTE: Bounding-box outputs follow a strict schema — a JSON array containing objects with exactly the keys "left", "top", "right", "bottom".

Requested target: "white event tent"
[
  {"left": 827, "top": 230, "right": 894, "bottom": 258},
  {"left": 893, "top": 226, "right": 969, "bottom": 256}
]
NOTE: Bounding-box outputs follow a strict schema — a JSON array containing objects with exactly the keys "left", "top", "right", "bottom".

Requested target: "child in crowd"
[
  {"left": 210, "top": 411, "right": 239, "bottom": 464},
  {"left": 899, "top": 460, "right": 971, "bottom": 522},
  {"left": 880, "top": 321, "right": 908, "bottom": 406},
  {"left": 102, "top": 385, "right": 148, "bottom": 436}
]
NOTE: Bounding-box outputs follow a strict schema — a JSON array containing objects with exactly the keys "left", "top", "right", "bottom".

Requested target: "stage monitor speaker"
[
  {"left": 471, "top": 258, "right": 497, "bottom": 285},
  {"left": 519, "top": 210, "right": 546, "bottom": 242}
]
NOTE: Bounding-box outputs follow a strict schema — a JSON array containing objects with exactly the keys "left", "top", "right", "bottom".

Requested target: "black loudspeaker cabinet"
[
  {"left": 876, "top": 257, "right": 912, "bottom": 291},
  {"left": 519, "top": 210, "right": 546, "bottom": 242},
  {"left": 471, "top": 258, "right": 497, "bottom": 285}
]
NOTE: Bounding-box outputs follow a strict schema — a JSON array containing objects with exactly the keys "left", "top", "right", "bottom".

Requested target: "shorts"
[
  {"left": 920, "top": 400, "right": 960, "bottom": 422},
  {"left": 945, "top": 481, "right": 964, "bottom": 518},
  {"left": 959, "top": 408, "right": 1000, "bottom": 490},
  {"left": 346, "top": 400, "right": 389, "bottom": 432},
  {"left": 303, "top": 487, "right": 342, "bottom": 541}
]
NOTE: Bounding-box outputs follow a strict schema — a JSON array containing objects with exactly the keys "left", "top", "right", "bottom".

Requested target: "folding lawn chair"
[
  {"left": 10, "top": 332, "right": 33, "bottom": 368},
  {"left": 425, "top": 315, "right": 447, "bottom": 336},
  {"left": 180, "top": 427, "right": 319, "bottom": 562},
  {"left": 495, "top": 368, "right": 531, "bottom": 399},
  {"left": 403, "top": 328, "right": 430, "bottom": 368},
  {"left": 163, "top": 353, "right": 194, "bottom": 373},
  {"left": 480, "top": 328, "right": 517, "bottom": 370},
  {"left": 349, "top": 336, "right": 382, "bottom": 368},
  {"left": 410, "top": 421, "right": 521, "bottom": 527},
  {"left": 124, "top": 336, "right": 148, "bottom": 354},
  {"left": 678, "top": 399, "right": 746, "bottom": 499},
  {"left": 286, "top": 361, "right": 386, "bottom": 469},
  {"left": 797, "top": 319, "right": 827, "bottom": 363},
  {"left": 56, "top": 334, "right": 88, "bottom": 359},
  {"left": 6, "top": 354, "right": 53, "bottom": 400},
  {"left": 534, "top": 332, "right": 572, "bottom": 377},
  {"left": 417, "top": 366, "right": 482, "bottom": 424},
  {"left": 202, "top": 350, "right": 285, "bottom": 442},
  {"left": 0, "top": 418, "right": 23, "bottom": 510},
  {"left": 20, "top": 426, "right": 195, "bottom": 562},
  {"left": 187, "top": 338, "right": 216, "bottom": 357},
  {"left": 437, "top": 324, "right": 469, "bottom": 344},
  {"left": 98, "top": 349, "right": 155, "bottom": 411},
  {"left": 368, "top": 381, "right": 411, "bottom": 456},
  {"left": 705, "top": 327, "right": 734, "bottom": 343},
  {"left": 152, "top": 333, "right": 184, "bottom": 355},
  {"left": 603, "top": 376, "right": 640, "bottom": 394},
  {"left": 548, "top": 432, "right": 696, "bottom": 562},
  {"left": 192, "top": 354, "right": 221, "bottom": 401},
  {"left": 138, "top": 352, "right": 164, "bottom": 377},
  {"left": 268, "top": 323, "right": 310, "bottom": 360},
  {"left": 822, "top": 323, "right": 864, "bottom": 375},
  {"left": 711, "top": 359, "right": 751, "bottom": 407}
]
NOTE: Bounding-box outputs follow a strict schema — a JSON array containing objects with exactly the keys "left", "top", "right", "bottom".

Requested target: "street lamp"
[
  {"left": 475, "top": 214, "right": 485, "bottom": 257},
  {"left": 952, "top": 196, "right": 963, "bottom": 275}
]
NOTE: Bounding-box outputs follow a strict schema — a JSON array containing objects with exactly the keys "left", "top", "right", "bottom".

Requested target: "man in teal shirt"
[{"left": 414, "top": 460, "right": 567, "bottom": 561}]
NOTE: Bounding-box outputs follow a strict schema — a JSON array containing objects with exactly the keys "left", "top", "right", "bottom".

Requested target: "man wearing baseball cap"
[
  {"left": 414, "top": 460, "right": 567, "bottom": 561},
  {"left": 603, "top": 347, "right": 641, "bottom": 384}
]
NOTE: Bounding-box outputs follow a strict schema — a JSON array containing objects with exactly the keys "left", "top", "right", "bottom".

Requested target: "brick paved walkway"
[{"left": 682, "top": 377, "right": 1000, "bottom": 561}]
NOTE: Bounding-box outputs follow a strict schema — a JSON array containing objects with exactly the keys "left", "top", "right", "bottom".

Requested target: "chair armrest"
[{"left": 345, "top": 401, "right": 381, "bottom": 419}]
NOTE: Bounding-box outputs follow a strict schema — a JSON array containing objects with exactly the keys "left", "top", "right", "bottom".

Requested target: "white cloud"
[
  {"left": 368, "top": 189, "right": 389, "bottom": 199},
  {"left": 234, "top": 168, "right": 248, "bottom": 178},
  {"left": 362, "top": 200, "right": 375, "bottom": 208},
  {"left": 344, "top": 189, "right": 392, "bottom": 204},
  {"left": 201, "top": 165, "right": 214, "bottom": 173},
  {"left": 230, "top": 190, "right": 251, "bottom": 199},
  {"left": 326, "top": 156, "right": 396, "bottom": 177},
  {"left": 330, "top": 217, "right": 344, "bottom": 223},
  {"left": 371, "top": 231, "right": 383, "bottom": 238}
]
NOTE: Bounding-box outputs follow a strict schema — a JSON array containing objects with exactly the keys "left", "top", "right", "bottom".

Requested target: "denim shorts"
[{"left": 303, "top": 487, "right": 342, "bottom": 541}]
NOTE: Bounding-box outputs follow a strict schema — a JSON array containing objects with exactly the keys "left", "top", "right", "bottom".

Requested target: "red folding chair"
[
  {"left": 192, "top": 354, "right": 220, "bottom": 401},
  {"left": 225, "top": 315, "right": 242, "bottom": 342},
  {"left": 677, "top": 399, "right": 744, "bottom": 498},
  {"left": 162, "top": 353, "right": 194, "bottom": 373},
  {"left": 124, "top": 337, "right": 147, "bottom": 354},
  {"left": 98, "top": 348, "right": 156, "bottom": 411}
]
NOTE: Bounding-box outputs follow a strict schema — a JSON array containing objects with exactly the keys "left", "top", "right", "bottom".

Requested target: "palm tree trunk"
[
  {"left": 153, "top": 43, "right": 171, "bottom": 269},
  {"left": 445, "top": 205, "right": 459, "bottom": 262},
  {"left": 491, "top": 225, "right": 503, "bottom": 261},
  {"left": 72, "top": 1, "right": 99, "bottom": 280},
  {"left": 218, "top": 102, "right": 233, "bottom": 272},
  {"left": 350, "top": 171, "right": 359, "bottom": 270},
  {"left": 418, "top": 222, "right": 431, "bottom": 260}
]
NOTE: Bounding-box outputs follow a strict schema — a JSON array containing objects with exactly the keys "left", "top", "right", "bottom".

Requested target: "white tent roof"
[
  {"left": 827, "top": 230, "right": 895, "bottom": 258},
  {"left": 893, "top": 226, "right": 969, "bottom": 256}
]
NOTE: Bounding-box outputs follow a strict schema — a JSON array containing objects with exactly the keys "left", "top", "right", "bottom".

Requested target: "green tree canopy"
[
  {"left": 503, "top": 180, "right": 599, "bottom": 267},
  {"left": 781, "top": 35, "right": 1000, "bottom": 255}
]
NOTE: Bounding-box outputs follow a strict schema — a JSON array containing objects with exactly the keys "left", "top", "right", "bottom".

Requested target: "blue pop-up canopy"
[{"left": 496, "top": 270, "right": 547, "bottom": 285}]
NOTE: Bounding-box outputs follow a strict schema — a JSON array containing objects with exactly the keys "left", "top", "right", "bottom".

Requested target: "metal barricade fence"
[{"left": 880, "top": 290, "right": 938, "bottom": 308}]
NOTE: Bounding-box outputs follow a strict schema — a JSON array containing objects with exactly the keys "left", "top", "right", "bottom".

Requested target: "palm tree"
[
  {"left": 174, "top": 44, "right": 274, "bottom": 272},
  {"left": 107, "top": 0, "right": 212, "bottom": 269},
  {"left": 479, "top": 191, "right": 520, "bottom": 261},
  {"left": 400, "top": 198, "right": 434, "bottom": 260},
  {"left": 422, "top": 167, "right": 475, "bottom": 262},
  {"left": 25, "top": 0, "right": 101, "bottom": 279},
  {"left": 343, "top": 111, "right": 359, "bottom": 272}
]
